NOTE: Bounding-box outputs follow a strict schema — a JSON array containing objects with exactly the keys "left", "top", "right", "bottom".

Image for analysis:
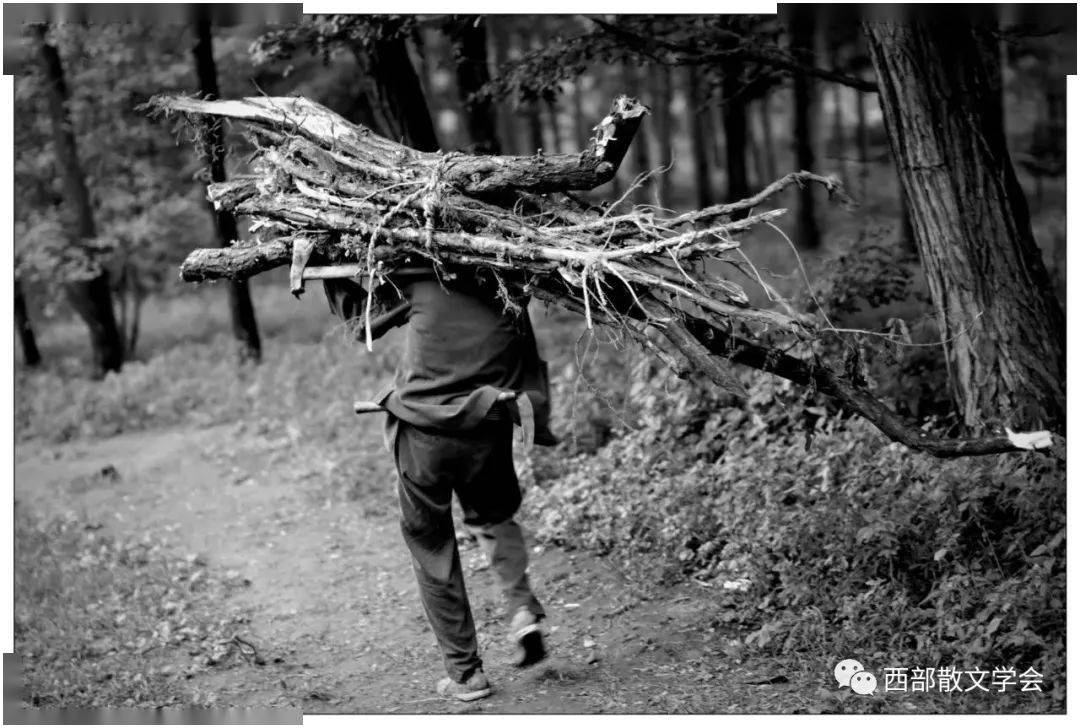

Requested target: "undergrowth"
[{"left": 13, "top": 508, "right": 258, "bottom": 709}]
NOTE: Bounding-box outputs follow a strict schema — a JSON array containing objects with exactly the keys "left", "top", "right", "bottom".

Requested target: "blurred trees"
[
  {"left": 15, "top": 22, "right": 222, "bottom": 367},
  {"left": 12, "top": 9, "right": 1070, "bottom": 434}
]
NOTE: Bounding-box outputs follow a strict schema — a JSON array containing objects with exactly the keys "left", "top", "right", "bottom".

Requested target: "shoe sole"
[
  {"left": 449, "top": 687, "right": 494, "bottom": 702},
  {"left": 513, "top": 630, "right": 547, "bottom": 668},
  {"left": 437, "top": 681, "right": 494, "bottom": 702}
]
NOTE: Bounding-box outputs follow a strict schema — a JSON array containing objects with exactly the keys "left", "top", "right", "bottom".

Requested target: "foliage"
[
  {"left": 249, "top": 14, "right": 416, "bottom": 66},
  {"left": 13, "top": 21, "right": 276, "bottom": 352},
  {"left": 525, "top": 353, "right": 1065, "bottom": 711},
  {"left": 797, "top": 227, "right": 954, "bottom": 422},
  {"left": 481, "top": 15, "right": 789, "bottom": 104},
  {"left": 15, "top": 302, "right": 396, "bottom": 444},
  {"left": 14, "top": 508, "right": 253, "bottom": 708},
  {"left": 14, "top": 22, "right": 210, "bottom": 341}
]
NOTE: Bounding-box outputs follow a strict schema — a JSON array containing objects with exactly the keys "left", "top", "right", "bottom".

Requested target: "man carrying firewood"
[{"left": 323, "top": 266, "right": 557, "bottom": 702}]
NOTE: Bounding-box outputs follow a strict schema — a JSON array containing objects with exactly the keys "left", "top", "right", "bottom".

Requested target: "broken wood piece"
[{"left": 289, "top": 236, "right": 317, "bottom": 297}]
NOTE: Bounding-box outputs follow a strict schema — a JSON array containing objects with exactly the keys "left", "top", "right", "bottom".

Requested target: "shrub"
[{"left": 528, "top": 355, "right": 1065, "bottom": 710}]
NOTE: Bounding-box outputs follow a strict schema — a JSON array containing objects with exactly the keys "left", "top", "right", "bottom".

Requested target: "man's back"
[{"left": 396, "top": 278, "right": 525, "bottom": 413}]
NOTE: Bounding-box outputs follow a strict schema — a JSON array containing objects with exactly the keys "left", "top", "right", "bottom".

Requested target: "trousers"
[{"left": 393, "top": 417, "right": 545, "bottom": 682}]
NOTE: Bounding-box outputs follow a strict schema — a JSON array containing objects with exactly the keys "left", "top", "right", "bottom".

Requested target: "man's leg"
[
  {"left": 394, "top": 423, "right": 483, "bottom": 684},
  {"left": 467, "top": 518, "right": 545, "bottom": 619},
  {"left": 454, "top": 419, "right": 547, "bottom": 669}
]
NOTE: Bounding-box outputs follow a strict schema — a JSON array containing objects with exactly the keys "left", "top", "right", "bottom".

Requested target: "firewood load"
[{"left": 150, "top": 93, "right": 1057, "bottom": 459}]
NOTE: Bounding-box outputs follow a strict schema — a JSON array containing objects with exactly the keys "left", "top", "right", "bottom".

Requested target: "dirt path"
[{"left": 15, "top": 424, "right": 810, "bottom": 714}]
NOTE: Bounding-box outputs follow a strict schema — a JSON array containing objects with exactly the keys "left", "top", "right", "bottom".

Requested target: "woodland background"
[{"left": 9, "top": 6, "right": 1072, "bottom": 714}]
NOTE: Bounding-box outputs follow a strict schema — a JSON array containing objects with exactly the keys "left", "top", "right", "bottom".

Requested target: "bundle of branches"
[{"left": 151, "top": 93, "right": 1053, "bottom": 458}]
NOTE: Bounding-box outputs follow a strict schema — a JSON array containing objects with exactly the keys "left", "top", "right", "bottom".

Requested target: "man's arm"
[{"left": 323, "top": 278, "right": 410, "bottom": 341}]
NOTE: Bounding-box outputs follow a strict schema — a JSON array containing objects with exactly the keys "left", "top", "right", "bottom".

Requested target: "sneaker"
[
  {"left": 509, "top": 607, "right": 547, "bottom": 668},
  {"left": 436, "top": 669, "right": 493, "bottom": 702}
]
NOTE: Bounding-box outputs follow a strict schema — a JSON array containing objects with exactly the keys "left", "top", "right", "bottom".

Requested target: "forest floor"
[{"left": 14, "top": 421, "right": 849, "bottom": 715}]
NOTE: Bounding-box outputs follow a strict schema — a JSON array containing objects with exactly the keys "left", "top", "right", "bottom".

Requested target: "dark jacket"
[{"left": 323, "top": 267, "right": 557, "bottom": 447}]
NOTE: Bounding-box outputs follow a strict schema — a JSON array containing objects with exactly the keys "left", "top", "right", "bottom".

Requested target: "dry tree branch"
[{"left": 155, "top": 92, "right": 1059, "bottom": 459}]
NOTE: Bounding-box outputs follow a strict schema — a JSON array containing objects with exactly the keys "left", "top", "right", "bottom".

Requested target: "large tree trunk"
[
  {"left": 32, "top": 24, "right": 124, "bottom": 378},
  {"left": 445, "top": 16, "right": 500, "bottom": 154},
  {"left": 14, "top": 279, "right": 42, "bottom": 368},
  {"left": 864, "top": 14, "right": 1065, "bottom": 432},
  {"left": 193, "top": 12, "right": 262, "bottom": 364},
  {"left": 790, "top": 12, "right": 821, "bottom": 249}
]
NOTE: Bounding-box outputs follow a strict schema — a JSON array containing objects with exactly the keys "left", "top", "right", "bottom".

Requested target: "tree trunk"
[
  {"left": 14, "top": 279, "right": 42, "bottom": 367},
  {"left": 864, "top": 14, "right": 1065, "bottom": 432},
  {"left": 571, "top": 75, "right": 586, "bottom": 146},
  {"left": 193, "top": 11, "right": 262, "bottom": 364},
  {"left": 366, "top": 34, "right": 440, "bottom": 152},
  {"left": 445, "top": 16, "right": 500, "bottom": 154},
  {"left": 897, "top": 185, "right": 917, "bottom": 254},
  {"left": 649, "top": 65, "right": 673, "bottom": 207},
  {"left": 687, "top": 66, "right": 714, "bottom": 208},
  {"left": 546, "top": 100, "right": 562, "bottom": 154},
  {"left": 791, "top": 14, "right": 821, "bottom": 249},
  {"left": 631, "top": 64, "right": 652, "bottom": 204},
  {"left": 758, "top": 94, "right": 778, "bottom": 184},
  {"left": 720, "top": 61, "right": 750, "bottom": 211},
  {"left": 855, "top": 81, "right": 869, "bottom": 200},
  {"left": 830, "top": 49, "right": 848, "bottom": 188},
  {"left": 489, "top": 17, "right": 518, "bottom": 155},
  {"left": 515, "top": 29, "right": 546, "bottom": 155},
  {"left": 32, "top": 24, "right": 124, "bottom": 377}
]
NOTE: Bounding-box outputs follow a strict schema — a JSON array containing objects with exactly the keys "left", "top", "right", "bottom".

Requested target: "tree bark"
[
  {"left": 791, "top": 13, "right": 821, "bottom": 249},
  {"left": 864, "top": 13, "right": 1065, "bottom": 432},
  {"left": 687, "top": 66, "right": 714, "bottom": 208},
  {"left": 32, "top": 24, "right": 124, "bottom": 378},
  {"left": 193, "top": 11, "right": 262, "bottom": 364},
  {"left": 445, "top": 16, "right": 500, "bottom": 154},
  {"left": 14, "top": 279, "right": 42, "bottom": 367}
]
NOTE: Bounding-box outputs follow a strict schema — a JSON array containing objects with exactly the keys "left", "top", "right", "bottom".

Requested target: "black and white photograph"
[{"left": 3, "top": 1, "right": 1073, "bottom": 720}]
